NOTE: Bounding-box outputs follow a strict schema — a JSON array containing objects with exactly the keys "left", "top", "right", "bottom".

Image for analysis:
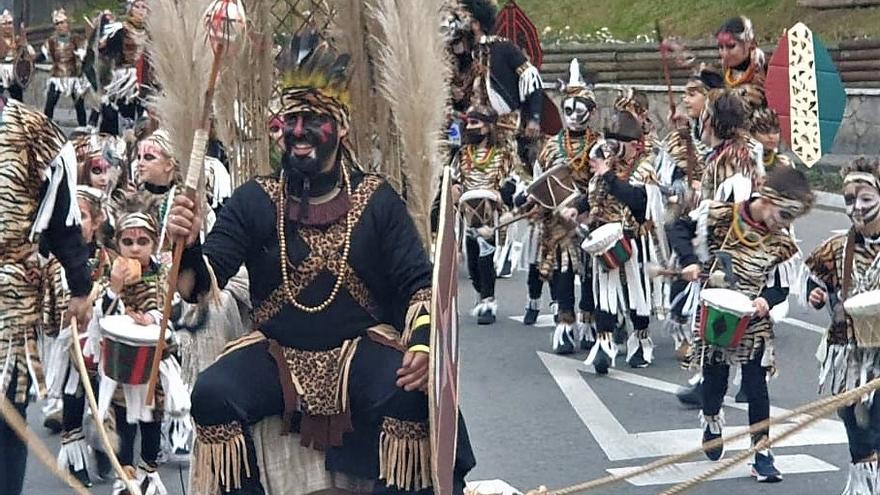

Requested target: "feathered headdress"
[
  {"left": 276, "top": 29, "right": 353, "bottom": 132},
  {"left": 559, "top": 58, "right": 595, "bottom": 102}
]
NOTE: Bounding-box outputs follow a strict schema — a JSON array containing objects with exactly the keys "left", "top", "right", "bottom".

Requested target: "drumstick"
[
  {"left": 0, "top": 397, "right": 90, "bottom": 495},
  {"left": 70, "top": 318, "right": 142, "bottom": 495},
  {"left": 493, "top": 211, "right": 533, "bottom": 231}
]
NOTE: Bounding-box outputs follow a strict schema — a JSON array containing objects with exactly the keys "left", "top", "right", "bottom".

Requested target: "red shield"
[{"left": 429, "top": 167, "right": 460, "bottom": 494}]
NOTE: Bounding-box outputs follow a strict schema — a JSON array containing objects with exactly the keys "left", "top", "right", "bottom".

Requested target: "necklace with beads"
[
  {"left": 724, "top": 63, "right": 757, "bottom": 88},
  {"left": 731, "top": 202, "right": 768, "bottom": 248},
  {"left": 276, "top": 164, "right": 355, "bottom": 314},
  {"left": 562, "top": 130, "right": 591, "bottom": 172},
  {"left": 465, "top": 144, "right": 496, "bottom": 171}
]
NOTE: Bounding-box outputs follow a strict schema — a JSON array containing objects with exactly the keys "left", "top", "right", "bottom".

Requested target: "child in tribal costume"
[
  {"left": 40, "top": 9, "right": 88, "bottom": 126},
  {"left": 42, "top": 187, "right": 113, "bottom": 487},
  {"left": 0, "top": 98, "right": 92, "bottom": 495},
  {"left": 717, "top": 16, "right": 767, "bottom": 110},
  {"left": 452, "top": 104, "right": 517, "bottom": 325},
  {"left": 528, "top": 58, "right": 601, "bottom": 353},
  {"left": 0, "top": 10, "right": 33, "bottom": 102},
  {"left": 667, "top": 166, "right": 814, "bottom": 482},
  {"left": 166, "top": 32, "right": 475, "bottom": 495},
  {"left": 655, "top": 67, "right": 725, "bottom": 359},
  {"left": 804, "top": 159, "right": 880, "bottom": 494},
  {"left": 91, "top": 207, "right": 188, "bottom": 495},
  {"left": 581, "top": 111, "right": 659, "bottom": 373},
  {"left": 97, "top": 0, "right": 150, "bottom": 136},
  {"left": 750, "top": 106, "right": 792, "bottom": 173}
]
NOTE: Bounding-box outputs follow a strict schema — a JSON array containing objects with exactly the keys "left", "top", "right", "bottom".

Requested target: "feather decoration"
[
  {"left": 145, "top": 0, "right": 213, "bottom": 195},
  {"left": 370, "top": 0, "right": 451, "bottom": 250}
]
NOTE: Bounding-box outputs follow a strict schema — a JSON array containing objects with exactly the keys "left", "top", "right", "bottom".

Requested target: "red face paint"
[
  {"left": 318, "top": 121, "right": 334, "bottom": 144},
  {"left": 292, "top": 116, "right": 305, "bottom": 138}
]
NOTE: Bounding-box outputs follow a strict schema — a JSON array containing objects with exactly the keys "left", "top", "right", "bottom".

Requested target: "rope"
[
  {"left": 0, "top": 396, "right": 90, "bottom": 495},
  {"left": 525, "top": 376, "right": 880, "bottom": 495}
]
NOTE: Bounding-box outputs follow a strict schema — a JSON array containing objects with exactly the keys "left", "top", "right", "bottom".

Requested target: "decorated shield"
[
  {"left": 765, "top": 22, "right": 846, "bottom": 168},
  {"left": 493, "top": 0, "right": 542, "bottom": 68},
  {"left": 429, "top": 166, "right": 460, "bottom": 495},
  {"left": 13, "top": 47, "right": 33, "bottom": 88}
]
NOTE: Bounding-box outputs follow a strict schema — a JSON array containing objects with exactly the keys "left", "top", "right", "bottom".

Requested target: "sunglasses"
[{"left": 120, "top": 236, "right": 153, "bottom": 247}]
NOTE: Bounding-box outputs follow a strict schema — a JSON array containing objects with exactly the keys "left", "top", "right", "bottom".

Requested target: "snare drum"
[
  {"left": 698, "top": 288, "right": 754, "bottom": 348},
  {"left": 527, "top": 164, "right": 578, "bottom": 210},
  {"left": 844, "top": 290, "right": 880, "bottom": 348},
  {"left": 100, "top": 315, "right": 169, "bottom": 385},
  {"left": 459, "top": 189, "right": 500, "bottom": 228},
  {"left": 581, "top": 222, "right": 632, "bottom": 270}
]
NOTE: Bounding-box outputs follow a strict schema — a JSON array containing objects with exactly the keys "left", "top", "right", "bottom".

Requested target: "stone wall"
[{"left": 576, "top": 84, "right": 880, "bottom": 161}]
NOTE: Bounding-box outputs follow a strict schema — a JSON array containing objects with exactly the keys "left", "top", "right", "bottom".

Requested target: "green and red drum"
[
  {"left": 581, "top": 222, "right": 633, "bottom": 270},
  {"left": 698, "top": 288, "right": 754, "bottom": 348},
  {"left": 100, "top": 315, "right": 166, "bottom": 385}
]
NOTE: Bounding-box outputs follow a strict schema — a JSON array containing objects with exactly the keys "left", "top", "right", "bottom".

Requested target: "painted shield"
[
  {"left": 493, "top": 0, "right": 543, "bottom": 68},
  {"left": 13, "top": 47, "right": 34, "bottom": 88},
  {"left": 765, "top": 22, "right": 846, "bottom": 168},
  {"left": 429, "top": 167, "right": 460, "bottom": 495}
]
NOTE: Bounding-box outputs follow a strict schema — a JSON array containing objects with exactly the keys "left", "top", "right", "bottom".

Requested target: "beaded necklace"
[
  {"left": 465, "top": 144, "right": 496, "bottom": 171},
  {"left": 276, "top": 165, "right": 355, "bottom": 314},
  {"left": 724, "top": 63, "right": 757, "bottom": 88},
  {"left": 561, "top": 130, "right": 591, "bottom": 172},
  {"left": 731, "top": 202, "right": 768, "bottom": 248}
]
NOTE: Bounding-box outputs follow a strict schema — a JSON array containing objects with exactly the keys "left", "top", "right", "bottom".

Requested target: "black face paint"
[
  {"left": 281, "top": 112, "right": 340, "bottom": 179},
  {"left": 845, "top": 182, "right": 880, "bottom": 235}
]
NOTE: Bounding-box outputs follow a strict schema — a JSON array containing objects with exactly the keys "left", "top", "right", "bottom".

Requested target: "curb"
[{"left": 814, "top": 191, "right": 845, "bottom": 211}]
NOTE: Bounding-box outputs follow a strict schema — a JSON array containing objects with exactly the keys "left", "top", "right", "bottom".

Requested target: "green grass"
[{"left": 517, "top": 0, "right": 880, "bottom": 42}]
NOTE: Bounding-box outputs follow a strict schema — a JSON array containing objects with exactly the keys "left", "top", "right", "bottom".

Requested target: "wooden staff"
[
  {"left": 146, "top": 1, "right": 242, "bottom": 407},
  {"left": 70, "top": 318, "right": 141, "bottom": 495}
]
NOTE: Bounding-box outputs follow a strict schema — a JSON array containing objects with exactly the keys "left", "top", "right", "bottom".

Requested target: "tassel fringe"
[
  {"left": 378, "top": 417, "right": 432, "bottom": 492},
  {"left": 192, "top": 421, "right": 252, "bottom": 493}
]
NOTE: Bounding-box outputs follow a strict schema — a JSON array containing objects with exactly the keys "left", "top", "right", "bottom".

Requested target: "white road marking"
[
  {"left": 537, "top": 352, "right": 847, "bottom": 462},
  {"left": 508, "top": 314, "right": 555, "bottom": 327},
  {"left": 779, "top": 317, "right": 827, "bottom": 334},
  {"left": 607, "top": 454, "right": 838, "bottom": 486}
]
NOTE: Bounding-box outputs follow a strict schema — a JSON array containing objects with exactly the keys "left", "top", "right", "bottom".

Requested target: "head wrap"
[
  {"left": 686, "top": 64, "right": 725, "bottom": 94},
  {"left": 52, "top": 9, "right": 68, "bottom": 24},
  {"left": 76, "top": 186, "right": 105, "bottom": 208},
  {"left": 116, "top": 211, "right": 158, "bottom": 240},
  {"left": 140, "top": 128, "right": 175, "bottom": 160},
  {"left": 717, "top": 16, "right": 755, "bottom": 45},
  {"left": 460, "top": 0, "right": 498, "bottom": 33},
  {"left": 844, "top": 171, "right": 880, "bottom": 191},
  {"left": 560, "top": 58, "right": 596, "bottom": 102},
  {"left": 0, "top": 10, "right": 12, "bottom": 25},
  {"left": 614, "top": 87, "right": 649, "bottom": 118},
  {"left": 466, "top": 104, "right": 498, "bottom": 125},
  {"left": 760, "top": 184, "right": 813, "bottom": 218},
  {"left": 277, "top": 29, "right": 352, "bottom": 135}
]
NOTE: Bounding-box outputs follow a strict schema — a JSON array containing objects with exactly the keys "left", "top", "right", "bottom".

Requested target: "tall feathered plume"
[
  {"left": 276, "top": 30, "right": 352, "bottom": 106},
  {"left": 370, "top": 0, "right": 451, "bottom": 251},
  {"left": 146, "top": 0, "right": 213, "bottom": 194}
]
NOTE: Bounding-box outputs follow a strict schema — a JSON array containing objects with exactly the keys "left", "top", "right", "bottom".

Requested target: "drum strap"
[{"left": 842, "top": 228, "right": 856, "bottom": 301}]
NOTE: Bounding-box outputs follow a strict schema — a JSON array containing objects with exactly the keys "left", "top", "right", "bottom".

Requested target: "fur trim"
[
  {"left": 192, "top": 421, "right": 251, "bottom": 493},
  {"left": 842, "top": 459, "right": 880, "bottom": 495},
  {"left": 378, "top": 417, "right": 432, "bottom": 491}
]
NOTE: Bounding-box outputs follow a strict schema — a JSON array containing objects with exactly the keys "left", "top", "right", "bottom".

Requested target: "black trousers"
[
  {"left": 702, "top": 356, "right": 770, "bottom": 443},
  {"left": 99, "top": 100, "right": 141, "bottom": 136},
  {"left": 114, "top": 406, "right": 162, "bottom": 467},
  {"left": 839, "top": 400, "right": 880, "bottom": 463},
  {"left": 44, "top": 83, "right": 87, "bottom": 126},
  {"left": 595, "top": 310, "right": 649, "bottom": 334},
  {"left": 1, "top": 84, "right": 23, "bottom": 102},
  {"left": 0, "top": 367, "right": 29, "bottom": 495},
  {"left": 465, "top": 235, "right": 495, "bottom": 299},
  {"left": 191, "top": 338, "right": 475, "bottom": 495}
]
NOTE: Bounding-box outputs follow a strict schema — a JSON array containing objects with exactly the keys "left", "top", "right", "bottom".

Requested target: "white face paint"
[
  {"left": 845, "top": 181, "right": 880, "bottom": 236},
  {"left": 562, "top": 96, "right": 594, "bottom": 131}
]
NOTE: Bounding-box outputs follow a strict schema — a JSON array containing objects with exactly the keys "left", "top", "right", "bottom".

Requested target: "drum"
[
  {"left": 100, "top": 314, "right": 167, "bottom": 385},
  {"left": 698, "top": 288, "right": 754, "bottom": 348},
  {"left": 581, "top": 222, "right": 632, "bottom": 270},
  {"left": 526, "top": 164, "right": 578, "bottom": 210},
  {"left": 458, "top": 189, "right": 499, "bottom": 228},
  {"left": 70, "top": 334, "right": 98, "bottom": 373},
  {"left": 844, "top": 290, "right": 880, "bottom": 348}
]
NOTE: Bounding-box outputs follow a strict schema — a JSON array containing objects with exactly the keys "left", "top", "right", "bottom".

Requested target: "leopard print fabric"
[
  {"left": 282, "top": 338, "right": 359, "bottom": 417},
  {"left": 252, "top": 174, "right": 382, "bottom": 327}
]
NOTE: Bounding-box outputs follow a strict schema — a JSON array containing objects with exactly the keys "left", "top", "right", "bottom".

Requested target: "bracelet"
[{"left": 408, "top": 344, "right": 430, "bottom": 354}]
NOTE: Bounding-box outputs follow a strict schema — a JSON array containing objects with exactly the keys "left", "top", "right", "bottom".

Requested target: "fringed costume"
[
  {"left": 97, "top": 2, "right": 150, "bottom": 135},
  {"left": 0, "top": 10, "right": 32, "bottom": 102},
  {"left": 183, "top": 31, "right": 475, "bottom": 495},
  {"left": 40, "top": 9, "right": 88, "bottom": 126},
  {"left": 804, "top": 163, "right": 880, "bottom": 492},
  {"left": 0, "top": 98, "right": 89, "bottom": 495}
]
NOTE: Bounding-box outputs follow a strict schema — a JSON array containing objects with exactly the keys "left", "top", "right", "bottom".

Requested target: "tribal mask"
[
  {"left": 844, "top": 171, "right": 880, "bottom": 236},
  {"left": 559, "top": 59, "right": 596, "bottom": 131}
]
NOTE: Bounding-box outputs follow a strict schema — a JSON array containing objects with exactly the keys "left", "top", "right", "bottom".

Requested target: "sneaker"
[
  {"left": 476, "top": 298, "right": 497, "bottom": 325},
  {"left": 523, "top": 308, "right": 540, "bottom": 326},
  {"left": 627, "top": 345, "right": 649, "bottom": 368},
  {"left": 552, "top": 324, "right": 575, "bottom": 355},
  {"left": 676, "top": 382, "right": 703, "bottom": 409},
  {"left": 477, "top": 311, "right": 496, "bottom": 325},
  {"left": 735, "top": 387, "right": 749, "bottom": 403},
  {"left": 752, "top": 451, "right": 783, "bottom": 482},
  {"left": 702, "top": 425, "right": 724, "bottom": 461}
]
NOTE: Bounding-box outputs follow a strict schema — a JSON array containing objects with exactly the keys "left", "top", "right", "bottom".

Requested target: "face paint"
[
  {"left": 136, "top": 141, "right": 173, "bottom": 186},
  {"left": 717, "top": 34, "right": 749, "bottom": 68},
  {"left": 562, "top": 96, "right": 595, "bottom": 131},
  {"left": 845, "top": 182, "right": 880, "bottom": 235},
  {"left": 119, "top": 227, "right": 154, "bottom": 267},
  {"left": 281, "top": 112, "right": 340, "bottom": 177}
]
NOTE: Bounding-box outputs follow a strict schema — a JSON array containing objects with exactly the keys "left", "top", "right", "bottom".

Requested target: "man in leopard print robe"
[{"left": 166, "top": 32, "right": 475, "bottom": 495}]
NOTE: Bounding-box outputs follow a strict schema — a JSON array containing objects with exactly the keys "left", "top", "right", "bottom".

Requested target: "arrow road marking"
[{"left": 537, "top": 352, "right": 847, "bottom": 462}]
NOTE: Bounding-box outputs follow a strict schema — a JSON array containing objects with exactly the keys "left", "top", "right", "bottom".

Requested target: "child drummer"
[
  {"left": 667, "top": 166, "right": 814, "bottom": 482},
  {"left": 804, "top": 157, "right": 880, "bottom": 492},
  {"left": 94, "top": 205, "right": 190, "bottom": 495}
]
